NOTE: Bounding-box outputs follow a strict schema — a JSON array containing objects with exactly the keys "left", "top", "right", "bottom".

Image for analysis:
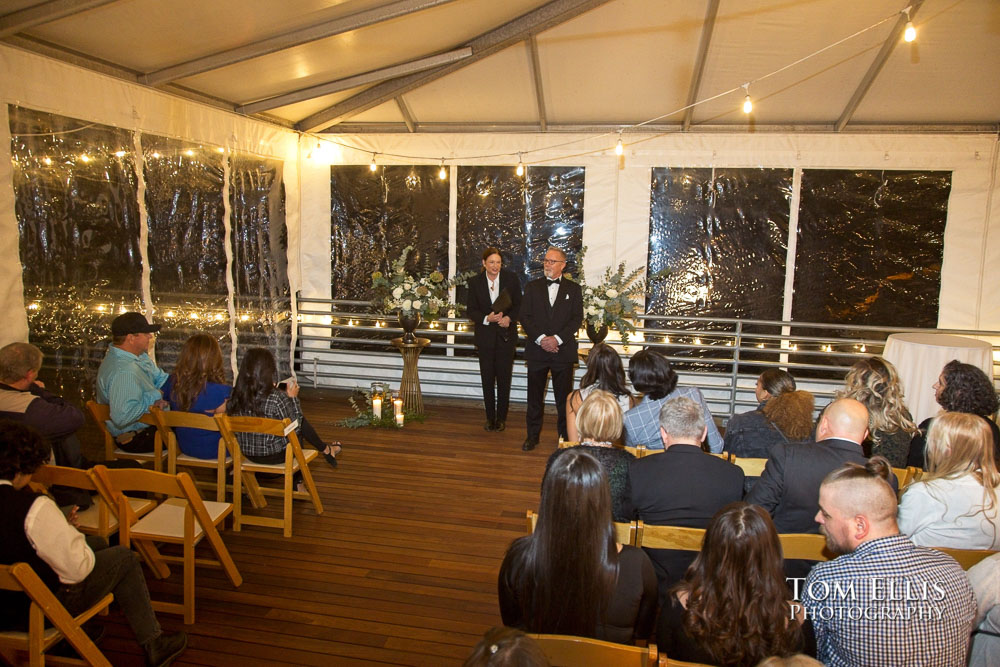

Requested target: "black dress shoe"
[
  {"left": 484, "top": 420, "right": 495, "bottom": 431},
  {"left": 144, "top": 631, "right": 188, "bottom": 667},
  {"left": 522, "top": 438, "right": 538, "bottom": 451},
  {"left": 494, "top": 420, "right": 506, "bottom": 432}
]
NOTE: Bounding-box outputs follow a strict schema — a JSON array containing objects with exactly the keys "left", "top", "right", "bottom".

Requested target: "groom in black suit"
[
  {"left": 520, "top": 246, "right": 583, "bottom": 451},
  {"left": 465, "top": 247, "right": 522, "bottom": 432}
]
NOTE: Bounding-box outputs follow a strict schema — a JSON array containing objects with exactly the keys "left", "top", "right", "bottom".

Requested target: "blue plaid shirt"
[
  {"left": 800, "top": 534, "right": 976, "bottom": 666},
  {"left": 622, "top": 386, "right": 723, "bottom": 453}
]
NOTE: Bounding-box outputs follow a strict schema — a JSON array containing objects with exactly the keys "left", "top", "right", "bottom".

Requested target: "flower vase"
[
  {"left": 586, "top": 322, "right": 609, "bottom": 344},
  {"left": 398, "top": 310, "right": 421, "bottom": 343}
]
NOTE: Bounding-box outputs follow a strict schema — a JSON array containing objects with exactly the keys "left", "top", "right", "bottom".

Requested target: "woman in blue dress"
[{"left": 162, "top": 334, "right": 232, "bottom": 459}]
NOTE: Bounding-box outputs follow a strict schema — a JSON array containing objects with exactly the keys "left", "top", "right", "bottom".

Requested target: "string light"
[
  {"left": 79, "top": 154, "right": 91, "bottom": 162},
  {"left": 903, "top": 7, "right": 916, "bottom": 42},
  {"left": 114, "top": 150, "right": 126, "bottom": 157},
  {"left": 742, "top": 84, "right": 753, "bottom": 114},
  {"left": 216, "top": 147, "right": 225, "bottom": 154},
  {"left": 438, "top": 158, "right": 447, "bottom": 180},
  {"left": 615, "top": 134, "right": 623, "bottom": 156},
  {"left": 369, "top": 153, "right": 377, "bottom": 172},
  {"left": 151, "top": 152, "right": 160, "bottom": 159},
  {"left": 516, "top": 154, "right": 524, "bottom": 177},
  {"left": 42, "top": 157, "right": 52, "bottom": 165},
  {"left": 184, "top": 149, "right": 194, "bottom": 157}
]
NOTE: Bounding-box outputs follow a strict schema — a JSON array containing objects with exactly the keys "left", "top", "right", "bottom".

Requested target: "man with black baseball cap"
[{"left": 95, "top": 312, "right": 168, "bottom": 453}]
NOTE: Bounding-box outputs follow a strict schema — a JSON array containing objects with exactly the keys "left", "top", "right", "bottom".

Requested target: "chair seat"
[
  {"left": 76, "top": 496, "right": 155, "bottom": 533},
  {"left": 242, "top": 448, "right": 318, "bottom": 472},
  {"left": 175, "top": 452, "right": 232, "bottom": 466},
  {"left": 131, "top": 498, "right": 232, "bottom": 540},
  {"left": 0, "top": 625, "right": 62, "bottom": 645},
  {"left": 113, "top": 447, "right": 168, "bottom": 461}
]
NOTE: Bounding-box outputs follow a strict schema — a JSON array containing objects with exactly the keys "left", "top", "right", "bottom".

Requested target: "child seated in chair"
[{"left": 0, "top": 420, "right": 187, "bottom": 667}]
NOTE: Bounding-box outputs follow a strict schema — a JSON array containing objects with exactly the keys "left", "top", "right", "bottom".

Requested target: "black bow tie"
[{"left": 547, "top": 278, "right": 561, "bottom": 286}]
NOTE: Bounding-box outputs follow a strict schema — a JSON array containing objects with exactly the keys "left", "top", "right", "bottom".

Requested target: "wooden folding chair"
[
  {"left": 778, "top": 533, "right": 834, "bottom": 562},
  {"left": 91, "top": 465, "right": 242, "bottom": 624},
  {"left": 86, "top": 401, "right": 167, "bottom": 472},
  {"left": 932, "top": 546, "right": 998, "bottom": 570},
  {"left": 527, "top": 510, "right": 636, "bottom": 546},
  {"left": 214, "top": 414, "right": 324, "bottom": 538},
  {"left": 634, "top": 522, "right": 705, "bottom": 552},
  {"left": 0, "top": 562, "right": 113, "bottom": 667},
  {"left": 147, "top": 407, "right": 233, "bottom": 503},
  {"left": 528, "top": 633, "right": 657, "bottom": 667},
  {"left": 730, "top": 456, "right": 768, "bottom": 478},
  {"left": 28, "top": 465, "right": 156, "bottom": 541}
]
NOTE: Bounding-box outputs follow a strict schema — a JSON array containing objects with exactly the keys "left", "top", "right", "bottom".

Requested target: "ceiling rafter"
[
  {"left": 835, "top": 0, "right": 924, "bottom": 132},
  {"left": 141, "top": 0, "right": 459, "bottom": 86},
  {"left": 681, "top": 0, "right": 719, "bottom": 132},
  {"left": 527, "top": 35, "right": 548, "bottom": 131},
  {"left": 296, "top": 0, "right": 614, "bottom": 133},
  {"left": 0, "top": 0, "right": 121, "bottom": 39},
  {"left": 236, "top": 48, "right": 472, "bottom": 115},
  {"left": 395, "top": 97, "right": 416, "bottom": 133}
]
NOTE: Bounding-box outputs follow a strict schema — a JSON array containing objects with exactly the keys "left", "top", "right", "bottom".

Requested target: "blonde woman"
[
  {"left": 545, "top": 389, "right": 635, "bottom": 521},
  {"left": 838, "top": 356, "right": 918, "bottom": 467},
  {"left": 898, "top": 412, "right": 1000, "bottom": 549}
]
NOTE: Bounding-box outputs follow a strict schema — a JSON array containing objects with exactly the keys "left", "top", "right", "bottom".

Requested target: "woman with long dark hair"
[
  {"left": 838, "top": 356, "right": 918, "bottom": 467},
  {"left": 908, "top": 359, "right": 1000, "bottom": 467},
  {"left": 566, "top": 343, "right": 635, "bottom": 442},
  {"left": 162, "top": 334, "right": 231, "bottom": 459},
  {"left": 658, "top": 502, "right": 808, "bottom": 665},
  {"left": 228, "top": 349, "right": 340, "bottom": 482},
  {"left": 724, "top": 369, "right": 814, "bottom": 459},
  {"left": 498, "top": 448, "right": 656, "bottom": 644}
]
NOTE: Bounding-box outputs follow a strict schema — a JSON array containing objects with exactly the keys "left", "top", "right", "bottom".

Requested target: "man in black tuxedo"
[
  {"left": 519, "top": 246, "right": 583, "bottom": 451},
  {"left": 629, "top": 396, "right": 745, "bottom": 598},
  {"left": 465, "top": 247, "right": 522, "bottom": 432}
]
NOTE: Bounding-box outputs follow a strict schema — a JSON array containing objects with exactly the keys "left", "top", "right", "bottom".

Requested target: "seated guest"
[
  {"left": 95, "top": 312, "right": 168, "bottom": 453},
  {"left": 898, "top": 411, "right": 1000, "bottom": 549},
  {"left": 801, "top": 458, "right": 976, "bottom": 666},
  {"left": 463, "top": 626, "right": 549, "bottom": 667},
  {"left": 546, "top": 390, "right": 635, "bottom": 521},
  {"left": 746, "top": 398, "right": 890, "bottom": 534},
  {"left": 724, "top": 369, "right": 813, "bottom": 458},
  {"left": 0, "top": 421, "right": 187, "bottom": 666},
  {"left": 629, "top": 396, "right": 743, "bottom": 597},
  {"left": 657, "top": 503, "right": 809, "bottom": 666},
  {"left": 838, "top": 356, "right": 918, "bottom": 467},
  {"left": 566, "top": 343, "right": 635, "bottom": 442},
  {"left": 228, "top": 348, "right": 340, "bottom": 484},
  {"left": 499, "top": 448, "right": 657, "bottom": 644},
  {"left": 967, "top": 553, "right": 1000, "bottom": 667},
  {"left": 162, "top": 334, "right": 231, "bottom": 459},
  {"left": 908, "top": 359, "right": 1000, "bottom": 467},
  {"left": 623, "top": 349, "right": 722, "bottom": 452}
]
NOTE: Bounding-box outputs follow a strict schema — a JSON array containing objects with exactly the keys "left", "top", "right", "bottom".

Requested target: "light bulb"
[
  {"left": 151, "top": 152, "right": 160, "bottom": 159},
  {"left": 216, "top": 147, "right": 225, "bottom": 154},
  {"left": 370, "top": 154, "right": 377, "bottom": 172},
  {"left": 516, "top": 154, "right": 524, "bottom": 177},
  {"left": 904, "top": 21, "right": 916, "bottom": 42},
  {"left": 79, "top": 154, "right": 91, "bottom": 162},
  {"left": 438, "top": 159, "right": 447, "bottom": 180},
  {"left": 615, "top": 138, "right": 623, "bottom": 156},
  {"left": 184, "top": 149, "right": 194, "bottom": 157},
  {"left": 114, "top": 150, "right": 126, "bottom": 157},
  {"left": 42, "top": 157, "right": 52, "bottom": 165},
  {"left": 743, "top": 95, "right": 753, "bottom": 114}
]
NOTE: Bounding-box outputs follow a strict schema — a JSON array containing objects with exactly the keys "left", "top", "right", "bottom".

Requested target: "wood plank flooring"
[{"left": 77, "top": 388, "right": 557, "bottom": 666}]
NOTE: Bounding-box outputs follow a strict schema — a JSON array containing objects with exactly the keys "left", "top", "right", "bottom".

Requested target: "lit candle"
[
  {"left": 393, "top": 398, "right": 403, "bottom": 417},
  {"left": 372, "top": 397, "right": 382, "bottom": 419},
  {"left": 396, "top": 413, "right": 404, "bottom": 427}
]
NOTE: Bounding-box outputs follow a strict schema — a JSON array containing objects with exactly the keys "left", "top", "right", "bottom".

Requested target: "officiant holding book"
[{"left": 466, "top": 248, "right": 522, "bottom": 432}]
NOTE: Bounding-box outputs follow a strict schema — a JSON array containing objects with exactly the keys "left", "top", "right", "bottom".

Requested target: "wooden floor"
[{"left": 77, "top": 388, "right": 558, "bottom": 666}]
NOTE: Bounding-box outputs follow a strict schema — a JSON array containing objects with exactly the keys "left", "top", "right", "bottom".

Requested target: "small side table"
[{"left": 391, "top": 337, "right": 430, "bottom": 415}]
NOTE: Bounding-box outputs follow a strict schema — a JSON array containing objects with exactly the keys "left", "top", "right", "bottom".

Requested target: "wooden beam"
[
  {"left": 395, "top": 97, "right": 416, "bottom": 133},
  {"left": 835, "top": 0, "right": 924, "bottom": 132},
  {"left": 0, "top": 0, "right": 120, "bottom": 39},
  {"left": 527, "top": 36, "right": 547, "bottom": 132},
  {"left": 296, "top": 0, "right": 613, "bottom": 132},
  {"left": 681, "top": 0, "right": 719, "bottom": 132},
  {"left": 141, "top": 0, "right": 459, "bottom": 86},
  {"left": 236, "top": 48, "right": 472, "bottom": 116}
]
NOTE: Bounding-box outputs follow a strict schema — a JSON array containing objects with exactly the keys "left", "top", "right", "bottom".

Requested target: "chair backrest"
[
  {"left": 932, "top": 546, "right": 998, "bottom": 570},
  {"left": 730, "top": 456, "right": 768, "bottom": 477},
  {"left": 29, "top": 464, "right": 98, "bottom": 493},
  {"left": 558, "top": 440, "right": 578, "bottom": 449},
  {"left": 152, "top": 407, "right": 220, "bottom": 432},
  {"left": 526, "top": 510, "right": 635, "bottom": 547},
  {"left": 91, "top": 465, "right": 207, "bottom": 536},
  {"left": 634, "top": 522, "right": 705, "bottom": 552},
  {"left": 778, "top": 533, "right": 834, "bottom": 562},
  {"left": 528, "top": 633, "right": 655, "bottom": 667}
]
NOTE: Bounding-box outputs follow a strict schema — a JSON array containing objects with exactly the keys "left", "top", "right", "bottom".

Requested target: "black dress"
[
  {"left": 545, "top": 445, "right": 635, "bottom": 521},
  {"left": 498, "top": 538, "right": 658, "bottom": 645}
]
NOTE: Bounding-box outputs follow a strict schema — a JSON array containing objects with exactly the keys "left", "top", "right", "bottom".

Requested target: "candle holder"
[{"left": 370, "top": 382, "right": 388, "bottom": 420}]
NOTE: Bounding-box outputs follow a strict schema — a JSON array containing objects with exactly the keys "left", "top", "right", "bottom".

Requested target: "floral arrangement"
[
  {"left": 371, "top": 246, "right": 473, "bottom": 318},
  {"left": 571, "top": 247, "right": 668, "bottom": 344}
]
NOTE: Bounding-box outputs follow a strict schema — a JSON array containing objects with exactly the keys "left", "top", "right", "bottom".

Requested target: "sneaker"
[{"left": 144, "top": 631, "right": 188, "bottom": 667}]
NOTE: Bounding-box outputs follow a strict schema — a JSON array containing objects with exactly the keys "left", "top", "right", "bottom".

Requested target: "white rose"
[
  {"left": 412, "top": 299, "right": 422, "bottom": 310},
  {"left": 402, "top": 299, "right": 412, "bottom": 310},
  {"left": 596, "top": 298, "right": 606, "bottom": 307},
  {"left": 587, "top": 306, "right": 598, "bottom": 315},
  {"left": 585, "top": 287, "right": 593, "bottom": 295},
  {"left": 403, "top": 282, "right": 412, "bottom": 290},
  {"left": 606, "top": 288, "right": 619, "bottom": 298},
  {"left": 392, "top": 287, "right": 404, "bottom": 299}
]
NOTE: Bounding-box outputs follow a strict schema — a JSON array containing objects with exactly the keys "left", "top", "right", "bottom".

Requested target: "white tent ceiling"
[{"left": 1, "top": 0, "right": 998, "bottom": 136}]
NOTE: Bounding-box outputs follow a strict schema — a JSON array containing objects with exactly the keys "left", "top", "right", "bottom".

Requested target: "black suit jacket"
[
  {"left": 465, "top": 269, "right": 522, "bottom": 351},
  {"left": 745, "top": 438, "right": 871, "bottom": 534},
  {"left": 519, "top": 277, "right": 583, "bottom": 365},
  {"left": 629, "top": 444, "right": 745, "bottom": 595}
]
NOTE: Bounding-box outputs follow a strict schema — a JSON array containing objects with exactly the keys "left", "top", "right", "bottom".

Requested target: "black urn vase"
[
  {"left": 398, "top": 310, "right": 421, "bottom": 343},
  {"left": 586, "top": 321, "right": 609, "bottom": 344}
]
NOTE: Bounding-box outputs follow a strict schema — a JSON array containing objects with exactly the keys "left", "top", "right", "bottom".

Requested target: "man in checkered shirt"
[{"left": 796, "top": 457, "right": 976, "bottom": 666}]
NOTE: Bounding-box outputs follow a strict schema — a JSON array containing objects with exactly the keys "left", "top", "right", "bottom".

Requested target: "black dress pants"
[
  {"left": 525, "top": 360, "right": 574, "bottom": 442},
  {"left": 477, "top": 342, "right": 516, "bottom": 423}
]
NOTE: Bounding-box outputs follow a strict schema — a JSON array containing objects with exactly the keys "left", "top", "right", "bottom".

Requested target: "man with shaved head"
[
  {"left": 798, "top": 458, "right": 976, "bottom": 666},
  {"left": 747, "top": 398, "right": 895, "bottom": 533}
]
